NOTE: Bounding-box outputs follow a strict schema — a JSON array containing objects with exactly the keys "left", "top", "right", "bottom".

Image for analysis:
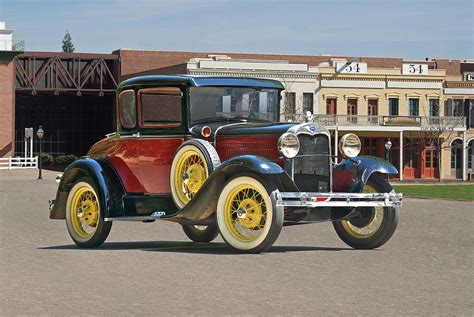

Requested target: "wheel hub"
[
  {"left": 349, "top": 207, "right": 375, "bottom": 228},
  {"left": 236, "top": 208, "right": 246, "bottom": 219},
  {"left": 180, "top": 162, "right": 205, "bottom": 197},
  {"left": 237, "top": 199, "right": 263, "bottom": 229},
  {"left": 76, "top": 198, "right": 98, "bottom": 227}
]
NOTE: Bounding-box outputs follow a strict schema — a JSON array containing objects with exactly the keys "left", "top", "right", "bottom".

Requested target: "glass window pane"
[
  {"left": 303, "top": 93, "right": 313, "bottom": 113},
  {"left": 140, "top": 88, "right": 182, "bottom": 127},
  {"left": 389, "top": 98, "right": 399, "bottom": 116},
  {"left": 429, "top": 99, "right": 439, "bottom": 117},
  {"left": 453, "top": 99, "right": 464, "bottom": 116},
  {"left": 409, "top": 98, "right": 419, "bottom": 116},
  {"left": 190, "top": 87, "right": 279, "bottom": 122},
  {"left": 120, "top": 90, "right": 136, "bottom": 128}
]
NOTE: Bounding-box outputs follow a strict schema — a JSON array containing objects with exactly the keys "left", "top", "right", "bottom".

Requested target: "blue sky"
[{"left": 1, "top": 0, "right": 473, "bottom": 60}]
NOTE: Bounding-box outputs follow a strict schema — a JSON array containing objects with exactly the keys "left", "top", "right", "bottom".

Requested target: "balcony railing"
[
  {"left": 310, "top": 115, "right": 466, "bottom": 129},
  {"left": 444, "top": 81, "right": 474, "bottom": 88}
]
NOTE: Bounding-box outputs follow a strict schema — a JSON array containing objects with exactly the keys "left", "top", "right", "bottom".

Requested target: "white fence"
[{"left": 0, "top": 157, "right": 38, "bottom": 170}]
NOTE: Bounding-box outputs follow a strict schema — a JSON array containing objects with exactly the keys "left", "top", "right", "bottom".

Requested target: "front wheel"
[
  {"left": 333, "top": 175, "right": 399, "bottom": 249},
  {"left": 65, "top": 177, "right": 112, "bottom": 248},
  {"left": 216, "top": 175, "right": 283, "bottom": 253}
]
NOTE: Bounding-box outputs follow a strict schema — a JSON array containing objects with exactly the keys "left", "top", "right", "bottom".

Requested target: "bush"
[
  {"left": 39, "top": 153, "right": 54, "bottom": 166},
  {"left": 54, "top": 154, "right": 78, "bottom": 166}
]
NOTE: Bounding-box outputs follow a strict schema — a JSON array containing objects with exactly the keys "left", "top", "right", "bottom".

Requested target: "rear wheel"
[
  {"left": 182, "top": 223, "right": 219, "bottom": 242},
  {"left": 170, "top": 139, "right": 220, "bottom": 208},
  {"left": 333, "top": 175, "right": 399, "bottom": 249},
  {"left": 216, "top": 175, "right": 283, "bottom": 253},
  {"left": 65, "top": 177, "right": 112, "bottom": 248}
]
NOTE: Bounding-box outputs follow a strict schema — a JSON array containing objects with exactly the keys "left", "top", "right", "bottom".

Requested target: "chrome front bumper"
[{"left": 273, "top": 191, "right": 402, "bottom": 208}]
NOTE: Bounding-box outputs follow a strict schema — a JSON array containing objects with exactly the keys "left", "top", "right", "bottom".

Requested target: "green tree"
[{"left": 62, "top": 30, "right": 75, "bottom": 52}]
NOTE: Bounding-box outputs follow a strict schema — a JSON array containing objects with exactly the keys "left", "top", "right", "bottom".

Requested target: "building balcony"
[{"left": 311, "top": 114, "right": 467, "bottom": 130}]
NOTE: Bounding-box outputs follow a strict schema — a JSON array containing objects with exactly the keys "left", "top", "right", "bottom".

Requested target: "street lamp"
[
  {"left": 385, "top": 139, "right": 392, "bottom": 161},
  {"left": 37, "top": 126, "right": 44, "bottom": 180}
]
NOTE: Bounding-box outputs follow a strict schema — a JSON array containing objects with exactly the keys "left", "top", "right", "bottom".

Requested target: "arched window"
[
  {"left": 451, "top": 139, "right": 463, "bottom": 178},
  {"left": 468, "top": 139, "right": 474, "bottom": 171}
]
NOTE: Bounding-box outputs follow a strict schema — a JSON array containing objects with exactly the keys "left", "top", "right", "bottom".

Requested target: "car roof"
[{"left": 117, "top": 75, "right": 285, "bottom": 91}]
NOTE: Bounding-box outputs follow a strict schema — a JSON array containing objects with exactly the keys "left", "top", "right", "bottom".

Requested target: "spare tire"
[{"left": 170, "top": 139, "right": 220, "bottom": 208}]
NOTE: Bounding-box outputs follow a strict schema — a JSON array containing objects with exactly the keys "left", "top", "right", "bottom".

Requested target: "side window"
[
  {"left": 119, "top": 89, "right": 136, "bottom": 129},
  {"left": 139, "top": 87, "right": 182, "bottom": 128}
]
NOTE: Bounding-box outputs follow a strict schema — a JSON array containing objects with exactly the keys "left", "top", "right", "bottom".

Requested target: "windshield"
[{"left": 189, "top": 87, "right": 280, "bottom": 124}]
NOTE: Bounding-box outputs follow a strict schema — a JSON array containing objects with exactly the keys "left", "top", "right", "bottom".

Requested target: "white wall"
[{"left": 0, "top": 22, "right": 14, "bottom": 51}]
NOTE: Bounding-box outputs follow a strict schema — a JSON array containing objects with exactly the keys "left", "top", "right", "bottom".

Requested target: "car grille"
[{"left": 293, "top": 134, "right": 331, "bottom": 192}]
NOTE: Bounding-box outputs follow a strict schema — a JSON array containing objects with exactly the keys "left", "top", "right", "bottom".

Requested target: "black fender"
[
  {"left": 167, "top": 155, "right": 297, "bottom": 223},
  {"left": 50, "top": 157, "right": 125, "bottom": 219},
  {"left": 333, "top": 156, "right": 398, "bottom": 193}
]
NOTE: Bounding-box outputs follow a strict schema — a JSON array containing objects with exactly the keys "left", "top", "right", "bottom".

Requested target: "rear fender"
[
  {"left": 333, "top": 156, "right": 398, "bottom": 193},
  {"left": 50, "top": 158, "right": 125, "bottom": 219},
  {"left": 169, "top": 155, "right": 297, "bottom": 222}
]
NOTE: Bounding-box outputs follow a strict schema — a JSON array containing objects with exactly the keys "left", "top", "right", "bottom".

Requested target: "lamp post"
[
  {"left": 37, "top": 126, "right": 44, "bottom": 180},
  {"left": 385, "top": 139, "right": 393, "bottom": 161}
]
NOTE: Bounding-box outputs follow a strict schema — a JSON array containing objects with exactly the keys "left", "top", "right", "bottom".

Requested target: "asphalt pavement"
[{"left": 1, "top": 169, "right": 473, "bottom": 316}]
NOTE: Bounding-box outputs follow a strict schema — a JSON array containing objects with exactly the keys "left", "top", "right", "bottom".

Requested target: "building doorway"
[
  {"left": 403, "top": 142, "right": 419, "bottom": 179},
  {"left": 421, "top": 145, "right": 438, "bottom": 178},
  {"left": 368, "top": 99, "right": 378, "bottom": 124},
  {"left": 326, "top": 98, "right": 337, "bottom": 115},
  {"left": 468, "top": 139, "right": 474, "bottom": 179},
  {"left": 450, "top": 139, "right": 463, "bottom": 179},
  {"left": 347, "top": 99, "right": 357, "bottom": 123}
]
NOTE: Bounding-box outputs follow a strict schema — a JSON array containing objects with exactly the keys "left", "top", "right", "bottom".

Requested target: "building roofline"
[
  {"left": 113, "top": 48, "right": 413, "bottom": 61},
  {"left": 20, "top": 51, "right": 118, "bottom": 59}
]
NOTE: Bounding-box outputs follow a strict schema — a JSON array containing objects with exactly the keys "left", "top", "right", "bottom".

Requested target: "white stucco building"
[{"left": 0, "top": 22, "right": 14, "bottom": 51}]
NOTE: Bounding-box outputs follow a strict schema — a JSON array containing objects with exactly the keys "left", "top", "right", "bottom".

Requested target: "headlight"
[
  {"left": 339, "top": 133, "right": 361, "bottom": 158},
  {"left": 278, "top": 133, "right": 300, "bottom": 158}
]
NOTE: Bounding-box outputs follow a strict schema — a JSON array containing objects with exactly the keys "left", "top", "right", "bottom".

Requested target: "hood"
[{"left": 189, "top": 121, "right": 295, "bottom": 137}]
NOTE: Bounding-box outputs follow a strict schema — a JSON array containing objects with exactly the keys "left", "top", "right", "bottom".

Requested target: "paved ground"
[{"left": 1, "top": 169, "right": 473, "bottom": 316}]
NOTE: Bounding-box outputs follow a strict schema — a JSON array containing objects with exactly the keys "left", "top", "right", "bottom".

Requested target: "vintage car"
[{"left": 50, "top": 75, "right": 402, "bottom": 253}]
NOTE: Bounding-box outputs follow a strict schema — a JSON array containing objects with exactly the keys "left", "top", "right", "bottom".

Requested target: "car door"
[{"left": 135, "top": 87, "right": 186, "bottom": 194}]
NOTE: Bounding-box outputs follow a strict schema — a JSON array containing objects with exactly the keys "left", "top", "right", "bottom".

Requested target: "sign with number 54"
[
  {"left": 335, "top": 62, "right": 368, "bottom": 74},
  {"left": 403, "top": 64, "right": 428, "bottom": 75}
]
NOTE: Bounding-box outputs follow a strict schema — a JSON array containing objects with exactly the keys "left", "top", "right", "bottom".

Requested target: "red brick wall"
[
  {"left": 121, "top": 63, "right": 188, "bottom": 80},
  {"left": 434, "top": 59, "right": 461, "bottom": 77},
  {"left": 0, "top": 60, "right": 15, "bottom": 157},
  {"left": 115, "top": 49, "right": 409, "bottom": 78}
]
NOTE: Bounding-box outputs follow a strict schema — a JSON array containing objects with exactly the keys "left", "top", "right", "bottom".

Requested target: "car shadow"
[{"left": 39, "top": 241, "right": 354, "bottom": 255}]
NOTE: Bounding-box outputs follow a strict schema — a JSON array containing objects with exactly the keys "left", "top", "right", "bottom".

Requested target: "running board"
[
  {"left": 104, "top": 212, "right": 215, "bottom": 225},
  {"left": 104, "top": 211, "right": 167, "bottom": 222},
  {"left": 104, "top": 216, "right": 159, "bottom": 222}
]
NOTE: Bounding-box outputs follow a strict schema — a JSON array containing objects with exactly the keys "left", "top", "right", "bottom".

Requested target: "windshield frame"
[{"left": 187, "top": 85, "right": 282, "bottom": 126}]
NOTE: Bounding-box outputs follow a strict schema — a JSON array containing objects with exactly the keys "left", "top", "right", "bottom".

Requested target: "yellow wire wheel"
[
  {"left": 333, "top": 175, "right": 400, "bottom": 249},
  {"left": 340, "top": 183, "right": 384, "bottom": 238},
  {"left": 217, "top": 176, "right": 283, "bottom": 252},
  {"left": 65, "top": 177, "right": 112, "bottom": 247},
  {"left": 170, "top": 140, "right": 220, "bottom": 208}
]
